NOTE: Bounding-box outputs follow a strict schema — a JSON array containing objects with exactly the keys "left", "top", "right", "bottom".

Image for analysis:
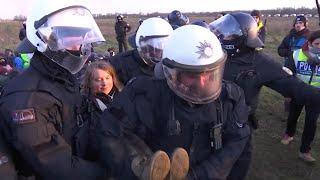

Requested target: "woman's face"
[{"left": 91, "top": 69, "right": 114, "bottom": 95}]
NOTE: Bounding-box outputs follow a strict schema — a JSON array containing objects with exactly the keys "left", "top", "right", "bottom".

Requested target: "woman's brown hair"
[{"left": 81, "top": 60, "right": 123, "bottom": 94}]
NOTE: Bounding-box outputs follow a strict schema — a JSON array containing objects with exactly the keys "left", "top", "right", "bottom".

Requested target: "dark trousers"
[
  {"left": 117, "top": 38, "right": 129, "bottom": 53},
  {"left": 286, "top": 100, "right": 319, "bottom": 153}
]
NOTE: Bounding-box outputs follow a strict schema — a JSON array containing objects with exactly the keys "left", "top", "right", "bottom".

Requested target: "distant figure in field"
[
  {"left": 215, "top": 12, "right": 226, "bottom": 20},
  {"left": 251, "top": 10, "right": 266, "bottom": 44},
  {"left": 115, "top": 14, "right": 131, "bottom": 53},
  {"left": 18, "top": 21, "right": 26, "bottom": 41}
]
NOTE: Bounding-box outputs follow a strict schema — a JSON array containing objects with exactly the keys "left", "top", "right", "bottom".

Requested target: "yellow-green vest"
[{"left": 293, "top": 49, "right": 320, "bottom": 88}]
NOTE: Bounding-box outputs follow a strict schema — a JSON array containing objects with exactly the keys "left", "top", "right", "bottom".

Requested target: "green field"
[{"left": 1, "top": 15, "right": 320, "bottom": 179}]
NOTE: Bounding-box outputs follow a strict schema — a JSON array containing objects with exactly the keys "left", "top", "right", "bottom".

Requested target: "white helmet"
[
  {"left": 135, "top": 17, "right": 173, "bottom": 66},
  {"left": 162, "top": 25, "right": 226, "bottom": 104},
  {"left": 22, "top": 0, "right": 105, "bottom": 74}
]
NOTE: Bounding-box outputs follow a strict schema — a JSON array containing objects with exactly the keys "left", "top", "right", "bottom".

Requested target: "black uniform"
[
  {"left": 109, "top": 49, "right": 154, "bottom": 84},
  {"left": 115, "top": 20, "right": 131, "bottom": 53},
  {"left": 0, "top": 133, "right": 17, "bottom": 180},
  {"left": 223, "top": 49, "right": 320, "bottom": 178},
  {"left": 101, "top": 77, "right": 251, "bottom": 179},
  {"left": 0, "top": 52, "right": 107, "bottom": 179}
]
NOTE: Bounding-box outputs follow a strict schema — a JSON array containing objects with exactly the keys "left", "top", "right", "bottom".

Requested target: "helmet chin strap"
[{"left": 43, "top": 48, "right": 86, "bottom": 74}]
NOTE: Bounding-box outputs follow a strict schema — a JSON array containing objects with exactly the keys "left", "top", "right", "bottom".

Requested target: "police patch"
[{"left": 12, "top": 108, "right": 36, "bottom": 124}]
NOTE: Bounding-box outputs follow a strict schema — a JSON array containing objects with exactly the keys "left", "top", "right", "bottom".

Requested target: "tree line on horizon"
[{"left": 12, "top": 7, "right": 319, "bottom": 21}]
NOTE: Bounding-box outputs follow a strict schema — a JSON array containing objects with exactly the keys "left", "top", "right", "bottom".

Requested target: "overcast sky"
[{"left": 0, "top": 0, "right": 316, "bottom": 19}]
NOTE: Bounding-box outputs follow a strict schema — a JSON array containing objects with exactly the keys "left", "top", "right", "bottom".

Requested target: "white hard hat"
[
  {"left": 162, "top": 25, "right": 226, "bottom": 104},
  {"left": 135, "top": 17, "right": 173, "bottom": 66}
]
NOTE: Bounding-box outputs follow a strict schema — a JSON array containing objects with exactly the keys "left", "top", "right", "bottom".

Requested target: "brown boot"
[
  {"left": 169, "top": 148, "right": 189, "bottom": 180},
  {"left": 131, "top": 150, "right": 171, "bottom": 180}
]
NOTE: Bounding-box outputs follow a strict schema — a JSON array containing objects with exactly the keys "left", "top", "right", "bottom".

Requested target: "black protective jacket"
[
  {"left": 104, "top": 77, "right": 250, "bottom": 179},
  {"left": 223, "top": 50, "right": 320, "bottom": 115},
  {"left": 0, "top": 132, "right": 17, "bottom": 180},
  {"left": 0, "top": 52, "right": 106, "bottom": 179},
  {"left": 109, "top": 49, "right": 154, "bottom": 84}
]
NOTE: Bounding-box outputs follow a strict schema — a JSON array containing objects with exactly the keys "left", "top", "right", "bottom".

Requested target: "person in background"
[
  {"left": 215, "top": 12, "right": 226, "bottom": 20},
  {"left": 106, "top": 47, "right": 116, "bottom": 57},
  {"left": 19, "top": 21, "right": 26, "bottom": 41},
  {"left": 167, "top": 10, "right": 189, "bottom": 29},
  {"left": 281, "top": 30, "right": 320, "bottom": 162},
  {"left": 250, "top": 10, "right": 266, "bottom": 43},
  {"left": 115, "top": 14, "right": 131, "bottom": 53},
  {"left": 4, "top": 49, "right": 14, "bottom": 67},
  {"left": 278, "top": 15, "right": 310, "bottom": 112}
]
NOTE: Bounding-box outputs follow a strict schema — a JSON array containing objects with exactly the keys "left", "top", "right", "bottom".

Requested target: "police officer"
[
  {"left": 101, "top": 25, "right": 251, "bottom": 179},
  {"left": 250, "top": 10, "right": 266, "bottom": 44},
  {"left": 0, "top": 0, "right": 108, "bottom": 179},
  {"left": 167, "top": 10, "right": 189, "bottom": 29},
  {"left": 19, "top": 21, "right": 26, "bottom": 41},
  {"left": 110, "top": 17, "right": 173, "bottom": 84},
  {"left": 281, "top": 30, "right": 320, "bottom": 162},
  {"left": 115, "top": 14, "right": 131, "bottom": 53},
  {"left": 209, "top": 12, "right": 320, "bottom": 178}
]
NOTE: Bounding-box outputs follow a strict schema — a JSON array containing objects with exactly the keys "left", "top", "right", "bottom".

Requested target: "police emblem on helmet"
[{"left": 196, "top": 41, "right": 213, "bottom": 59}]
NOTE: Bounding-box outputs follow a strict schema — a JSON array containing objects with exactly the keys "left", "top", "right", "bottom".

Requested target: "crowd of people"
[{"left": 0, "top": 0, "right": 319, "bottom": 179}]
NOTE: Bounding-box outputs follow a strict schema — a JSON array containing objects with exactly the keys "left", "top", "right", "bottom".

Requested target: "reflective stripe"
[{"left": 293, "top": 49, "right": 320, "bottom": 88}]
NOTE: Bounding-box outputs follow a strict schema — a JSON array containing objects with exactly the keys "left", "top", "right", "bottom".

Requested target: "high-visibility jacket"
[{"left": 293, "top": 49, "right": 320, "bottom": 88}]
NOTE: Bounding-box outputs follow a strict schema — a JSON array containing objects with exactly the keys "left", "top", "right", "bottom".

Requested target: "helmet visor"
[
  {"left": 209, "top": 14, "right": 243, "bottom": 41},
  {"left": 37, "top": 7, "right": 105, "bottom": 52},
  {"left": 37, "top": 7, "right": 105, "bottom": 74},
  {"left": 163, "top": 57, "right": 226, "bottom": 104},
  {"left": 138, "top": 36, "right": 168, "bottom": 66}
]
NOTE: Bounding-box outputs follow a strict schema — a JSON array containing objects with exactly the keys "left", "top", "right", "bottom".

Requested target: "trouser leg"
[
  {"left": 286, "top": 100, "right": 304, "bottom": 136},
  {"left": 300, "top": 105, "right": 319, "bottom": 153}
]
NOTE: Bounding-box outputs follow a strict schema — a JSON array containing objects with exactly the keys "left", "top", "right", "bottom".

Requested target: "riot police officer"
[
  {"left": 110, "top": 17, "right": 173, "bottom": 84},
  {"left": 167, "top": 10, "right": 189, "bottom": 29},
  {"left": 209, "top": 12, "right": 320, "bottom": 179},
  {"left": 0, "top": 0, "right": 108, "bottom": 179},
  {"left": 115, "top": 14, "right": 131, "bottom": 53},
  {"left": 100, "top": 25, "right": 251, "bottom": 179}
]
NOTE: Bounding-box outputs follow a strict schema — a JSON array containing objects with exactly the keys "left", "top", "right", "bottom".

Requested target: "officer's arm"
[
  {"left": 265, "top": 76, "right": 320, "bottom": 111},
  {"left": 0, "top": 92, "right": 105, "bottom": 179},
  {"left": 189, "top": 85, "right": 250, "bottom": 180}
]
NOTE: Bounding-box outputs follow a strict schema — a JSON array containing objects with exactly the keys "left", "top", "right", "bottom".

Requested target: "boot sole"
[
  {"left": 147, "top": 151, "right": 171, "bottom": 180},
  {"left": 170, "top": 148, "right": 189, "bottom": 180}
]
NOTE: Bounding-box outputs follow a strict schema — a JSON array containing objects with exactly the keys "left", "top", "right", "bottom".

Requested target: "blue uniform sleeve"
[{"left": 190, "top": 84, "right": 251, "bottom": 180}]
